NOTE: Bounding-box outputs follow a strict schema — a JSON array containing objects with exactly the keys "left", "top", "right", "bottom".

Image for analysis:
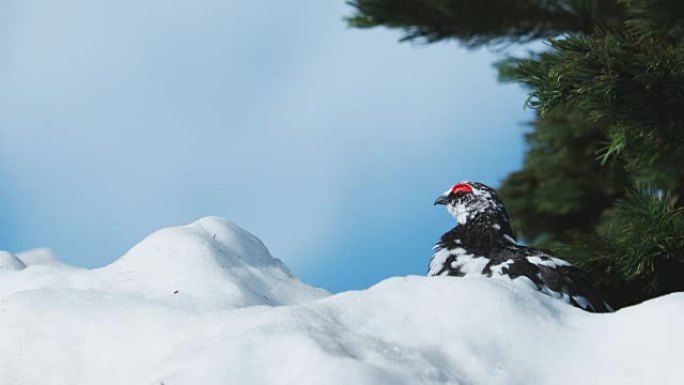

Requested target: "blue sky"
[{"left": 0, "top": 0, "right": 532, "bottom": 292}]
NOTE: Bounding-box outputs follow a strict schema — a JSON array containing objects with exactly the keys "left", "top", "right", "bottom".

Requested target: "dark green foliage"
[
  {"left": 349, "top": 0, "right": 684, "bottom": 308},
  {"left": 497, "top": 109, "right": 629, "bottom": 244},
  {"left": 347, "top": 0, "right": 625, "bottom": 45},
  {"left": 552, "top": 189, "right": 684, "bottom": 308},
  {"left": 513, "top": 33, "right": 684, "bottom": 189}
]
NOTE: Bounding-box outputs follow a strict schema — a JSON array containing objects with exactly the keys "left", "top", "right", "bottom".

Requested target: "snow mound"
[
  {"left": 102, "top": 216, "right": 327, "bottom": 308},
  {"left": 0, "top": 217, "right": 682, "bottom": 385},
  {"left": 0, "top": 251, "right": 26, "bottom": 271},
  {"left": 15, "top": 247, "right": 62, "bottom": 266}
]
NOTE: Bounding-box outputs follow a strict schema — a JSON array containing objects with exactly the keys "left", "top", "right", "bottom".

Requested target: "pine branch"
[
  {"left": 347, "top": 0, "right": 625, "bottom": 46},
  {"left": 560, "top": 188, "right": 684, "bottom": 307}
]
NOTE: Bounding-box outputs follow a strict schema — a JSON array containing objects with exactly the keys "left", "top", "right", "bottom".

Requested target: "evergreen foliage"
[
  {"left": 348, "top": 0, "right": 684, "bottom": 308},
  {"left": 347, "top": 0, "right": 625, "bottom": 45}
]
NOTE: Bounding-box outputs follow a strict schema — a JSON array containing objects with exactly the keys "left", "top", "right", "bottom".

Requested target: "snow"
[
  {"left": 15, "top": 247, "right": 63, "bottom": 267},
  {"left": 0, "top": 251, "right": 26, "bottom": 271},
  {"left": 1, "top": 217, "right": 682, "bottom": 385}
]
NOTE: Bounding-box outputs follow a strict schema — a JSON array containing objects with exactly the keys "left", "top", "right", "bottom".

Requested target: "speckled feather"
[{"left": 430, "top": 181, "right": 611, "bottom": 313}]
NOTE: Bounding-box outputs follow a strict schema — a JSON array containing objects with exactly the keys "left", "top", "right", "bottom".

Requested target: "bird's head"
[{"left": 434, "top": 181, "right": 508, "bottom": 226}]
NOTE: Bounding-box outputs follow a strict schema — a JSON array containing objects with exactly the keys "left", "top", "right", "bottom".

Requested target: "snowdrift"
[{"left": 0, "top": 217, "right": 682, "bottom": 385}]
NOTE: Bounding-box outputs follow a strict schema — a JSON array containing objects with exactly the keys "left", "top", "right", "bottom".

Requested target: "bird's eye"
[{"left": 450, "top": 183, "right": 473, "bottom": 196}]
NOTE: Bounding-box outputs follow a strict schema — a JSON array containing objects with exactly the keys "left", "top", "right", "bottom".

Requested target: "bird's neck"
[{"left": 437, "top": 212, "right": 515, "bottom": 250}]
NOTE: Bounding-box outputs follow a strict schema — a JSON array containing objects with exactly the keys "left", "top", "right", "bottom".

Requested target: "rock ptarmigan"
[{"left": 430, "top": 181, "right": 611, "bottom": 312}]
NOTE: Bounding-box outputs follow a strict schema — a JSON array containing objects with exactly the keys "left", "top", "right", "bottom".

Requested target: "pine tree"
[{"left": 348, "top": 0, "right": 684, "bottom": 308}]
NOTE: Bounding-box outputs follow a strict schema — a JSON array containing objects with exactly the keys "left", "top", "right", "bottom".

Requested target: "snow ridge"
[
  {"left": 0, "top": 217, "right": 682, "bottom": 385},
  {"left": 104, "top": 216, "right": 328, "bottom": 308}
]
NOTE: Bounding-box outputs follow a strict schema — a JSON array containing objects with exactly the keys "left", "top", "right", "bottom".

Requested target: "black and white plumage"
[{"left": 430, "top": 181, "right": 611, "bottom": 312}]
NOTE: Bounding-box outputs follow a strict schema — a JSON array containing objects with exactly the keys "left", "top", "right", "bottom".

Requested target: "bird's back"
[{"left": 429, "top": 243, "right": 612, "bottom": 312}]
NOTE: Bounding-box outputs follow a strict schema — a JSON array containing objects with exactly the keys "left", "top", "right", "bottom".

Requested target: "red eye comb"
[{"left": 450, "top": 183, "right": 473, "bottom": 195}]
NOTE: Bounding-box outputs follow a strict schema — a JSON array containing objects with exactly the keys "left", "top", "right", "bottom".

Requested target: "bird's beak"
[{"left": 434, "top": 195, "right": 449, "bottom": 206}]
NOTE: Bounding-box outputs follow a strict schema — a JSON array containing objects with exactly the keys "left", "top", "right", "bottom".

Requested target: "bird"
[{"left": 429, "top": 181, "right": 611, "bottom": 312}]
